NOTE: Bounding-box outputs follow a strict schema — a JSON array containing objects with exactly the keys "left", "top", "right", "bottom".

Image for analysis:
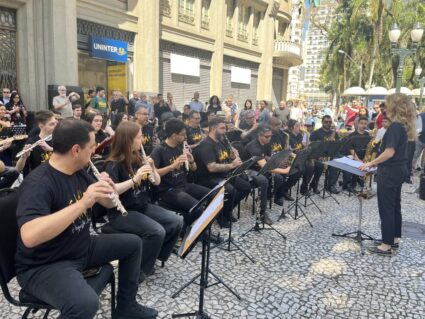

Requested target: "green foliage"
[{"left": 320, "top": 0, "right": 425, "bottom": 96}]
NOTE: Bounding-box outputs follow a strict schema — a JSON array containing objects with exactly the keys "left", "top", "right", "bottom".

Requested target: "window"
[
  {"left": 226, "top": 0, "right": 235, "bottom": 37},
  {"left": 179, "top": 0, "right": 195, "bottom": 25},
  {"left": 237, "top": 6, "right": 249, "bottom": 42},
  {"left": 201, "top": 0, "right": 211, "bottom": 29}
]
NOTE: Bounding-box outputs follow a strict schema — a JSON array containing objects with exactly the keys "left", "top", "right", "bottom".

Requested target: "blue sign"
[{"left": 89, "top": 36, "right": 128, "bottom": 62}]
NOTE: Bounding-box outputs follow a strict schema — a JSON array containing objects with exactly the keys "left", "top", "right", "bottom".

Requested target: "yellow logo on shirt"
[
  {"left": 218, "top": 150, "right": 230, "bottom": 162},
  {"left": 191, "top": 133, "right": 203, "bottom": 143},
  {"left": 271, "top": 143, "right": 283, "bottom": 153}
]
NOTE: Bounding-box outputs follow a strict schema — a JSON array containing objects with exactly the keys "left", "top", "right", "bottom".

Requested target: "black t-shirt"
[
  {"left": 246, "top": 138, "right": 270, "bottom": 171},
  {"left": 379, "top": 122, "right": 408, "bottom": 167},
  {"left": 186, "top": 126, "right": 204, "bottom": 145},
  {"left": 270, "top": 131, "right": 288, "bottom": 154},
  {"left": 142, "top": 124, "right": 154, "bottom": 155},
  {"left": 24, "top": 135, "right": 53, "bottom": 176},
  {"left": 105, "top": 161, "right": 149, "bottom": 213},
  {"left": 310, "top": 128, "right": 339, "bottom": 142},
  {"left": 194, "top": 136, "right": 231, "bottom": 179},
  {"left": 287, "top": 131, "right": 304, "bottom": 154},
  {"left": 154, "top": 104, "right": 171, "bottom": 123},
  {"left": 110, "top": 99, "right": 127, "bottom": 113},
  {"left": 346, "top": 131, "right": 370, "bottom": 160},
  {"left": 15, "top": 163, "right": 94, "bottom": 274},
  {"left": 151, "top": 142, "right": 187, "bottom": 192}
]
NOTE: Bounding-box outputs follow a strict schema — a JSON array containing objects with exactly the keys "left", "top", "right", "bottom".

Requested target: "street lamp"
[
  {"left": 338, "top": 49, "right": 362, "bottom": 87},
  {"left": 415, "top": 65, "right": 425, "bottom": 109},
  {"left": 389, "top": 22, "right": 424, "bottom": 93}
]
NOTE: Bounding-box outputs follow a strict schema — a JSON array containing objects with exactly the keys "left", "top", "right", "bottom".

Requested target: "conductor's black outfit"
[{"left": 376, "top": 122, "right": 408, "bottom": 245}]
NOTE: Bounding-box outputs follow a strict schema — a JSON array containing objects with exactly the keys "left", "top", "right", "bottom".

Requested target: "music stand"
[
  {"left": 326, "top": 157, "right": 376, "bottom": 255},
  {"left": 241, "top": 150, "right": 291, "bottom": 239},
  {"left": 213, "top": 157, "right": 256, "bottom": 263},
  {"left": 278, "top": 149, "right": 314, "bottom": 227},
  {"left": 172, "top": 186, "right": 241, "bottom": 319}
]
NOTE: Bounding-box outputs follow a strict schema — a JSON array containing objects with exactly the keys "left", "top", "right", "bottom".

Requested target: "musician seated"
[
  {"left": 245, "top": 125, "right": 291, "bottom": 225},
  {"left": 134, "top": 106, "right": 156, "bottom": 155},
  {"left": 85, "top": 112, "right": 112, "bottom": 158},
  {"left": 104, "top": 121, "right": 183, "bottom": 280},
  {"left": 342, "top": 116, "right": 370, "bottom": 193},
  {"left": 269, "top": 117, "right": 297, "bottom": 202},
  {"left": 15, "top": 119, "right": 158, "bottom": 319},
  {"left": 150, "top": 119, "right": 211, "bottom": 232},
  {"left": 16, "top": 110, "right": 57, "bottom": 176},
  {"left": 194, "top": 117, "right": 251, "bottom": 228},
  {"left": 186, "top": 110, "right": 205, "bottom": 148},
  {"left": 309, "top": 115, "right": 340, "bottom": 194}
]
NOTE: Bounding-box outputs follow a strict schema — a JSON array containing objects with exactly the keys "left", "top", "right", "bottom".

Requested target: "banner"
[
  {"left": 170, "top": 53, "right": 200, "bottom": 77},
  {"left": 90, "top": 36, "right": 128, "bottom": 63}
]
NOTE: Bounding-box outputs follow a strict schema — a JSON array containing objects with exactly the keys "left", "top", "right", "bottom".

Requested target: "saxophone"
[{"left": 362, "top": 129, "right": 377, "bottom": 193}]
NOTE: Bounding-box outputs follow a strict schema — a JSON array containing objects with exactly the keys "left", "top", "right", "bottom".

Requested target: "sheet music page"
[{"left": 334, "top": 156, "right": 377, "bottom": 172}]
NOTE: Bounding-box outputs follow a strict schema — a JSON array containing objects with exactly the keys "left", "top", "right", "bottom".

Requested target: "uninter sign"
[{"left": 89, "top": 36, "right": 128, "bottom": 63}]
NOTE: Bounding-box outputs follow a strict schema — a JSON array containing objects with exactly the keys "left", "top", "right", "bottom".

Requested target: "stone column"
[
  {"left": 132, "top": 0, "right": 160, "bottom": 94},
  {"left": 256, "top": 9, "right": 275, "bottom": 101},
  {"left": 209, "top": 0, "right": 226, "bottom": 97}
]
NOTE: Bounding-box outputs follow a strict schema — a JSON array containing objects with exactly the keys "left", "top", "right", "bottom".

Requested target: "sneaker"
[
  {"left": 260, "top": 212, "right": 273, "bottom": 225},
  {"left": 113, "top": 301, "right": 158, "bottom": 319},
  {"left": 374, "top": 239, "right": 399, "bottom": 249}
]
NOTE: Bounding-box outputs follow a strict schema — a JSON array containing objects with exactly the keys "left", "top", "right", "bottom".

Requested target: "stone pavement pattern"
[{"left": 2, "top": 178, "right": 425, "bottom": 319}]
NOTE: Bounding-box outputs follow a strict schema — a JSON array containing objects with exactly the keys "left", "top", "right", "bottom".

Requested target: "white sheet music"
[{"left": 334, "top": 156, "right": 377, "bottom": 172}]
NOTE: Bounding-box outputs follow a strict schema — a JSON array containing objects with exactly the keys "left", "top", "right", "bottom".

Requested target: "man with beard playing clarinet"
[
  {"left": 15, "top": 119, "right": 158, "bottom": 319},
  {"left": 194, "top": 117, "right": 251, "bottom": 228}
]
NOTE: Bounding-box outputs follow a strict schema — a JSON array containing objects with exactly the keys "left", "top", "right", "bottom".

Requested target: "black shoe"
[
  {"left": 300, "top": 188, "right": 310, "bottom": 196},
  {"left": 274, "top": 197, "right": 284, "bottom": 206},
  {"left": 260, "top": 211, "right": 273, "bottom": 225},
  {"left": 374, "top": 239, "right": 399, "bottom": 249},
  {"left": 210, "top": 233, "right": 224, "bottom": 245},
  {"left": 231, "top": 216, "right": 238, "bottom": 223},
  {"left": 346, "top": 186, "right": 357, "bottom": 194},
  {"left": 218, "top": 219, "right": 230, "bottom": 228},
  {"left": 327, "top": 186, "right": 340, "bottom": 194},
  {"left": 113, "top": 302, "right": 158, "bottom": 319},
  {"left": 282, "top": 192, "right": 294, "bottom": 201},
  {"left": 138, "top": 271, "right": 146, "bottom": 284},
  {"left": 310, "top": 184, "right": 320, "bottom": 194},
  {"left": 405, "top": 177, "right": 413, "bottom": 184},
  {"left": 366, "top": 245, "right": 392, "bottom": 256}
]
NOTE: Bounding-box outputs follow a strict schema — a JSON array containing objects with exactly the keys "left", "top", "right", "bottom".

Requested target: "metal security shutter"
[
  {"left": 272, "top": 68, "right": 284, "bottom": 107},
  {"left": 222, "top": 56, "right": 259, "bottom": 105},
  {"left": 159, "top": 41, "right": 212, "bottom": 110}
]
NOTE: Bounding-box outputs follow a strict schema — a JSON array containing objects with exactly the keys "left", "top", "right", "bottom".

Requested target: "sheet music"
[{"left": 334, "top": 156, "right": 377, "bottom": 172}]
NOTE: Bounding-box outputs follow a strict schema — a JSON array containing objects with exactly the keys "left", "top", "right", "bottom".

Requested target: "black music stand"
[
  {"left": 278, "top": 149, "right": 314, "bottom": 227},
  {"left": 213, "top": 157, "right": 256, "bottom": 263},
  {"left": 326, "top": 158, "right": 375, "bottom": 255},
  {"left": 241, "top": 150, "right": 291, "bottom": 239},
  {"left": 172, "top": 185, "right": 241, "bottom": 319}
]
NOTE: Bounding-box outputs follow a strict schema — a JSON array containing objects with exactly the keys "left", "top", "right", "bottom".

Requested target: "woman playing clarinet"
[{"left": 360, "top": 93, "right": 416, "bottom": 255}]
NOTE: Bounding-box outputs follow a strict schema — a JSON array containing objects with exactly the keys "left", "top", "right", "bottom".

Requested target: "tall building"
[
  {"left": 302, "top": 0, "right": 338, "bottom": 105},
  {"left": 0, "top": 0, "right": 303, "bottom": 111},
  {"left": 286, "top": 0, "right": 304, "bottom": 100}
]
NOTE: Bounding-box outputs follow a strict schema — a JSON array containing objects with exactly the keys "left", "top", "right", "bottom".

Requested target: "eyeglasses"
[{"left": 2, "top": 91, "right": 9, "bottom": 94}]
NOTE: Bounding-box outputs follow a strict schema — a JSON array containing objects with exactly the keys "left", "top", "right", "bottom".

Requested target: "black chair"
[{"left": 0, "top": 190, "right": 116, "bottom": 319}]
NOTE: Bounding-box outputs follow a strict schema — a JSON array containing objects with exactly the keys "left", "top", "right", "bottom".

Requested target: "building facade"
[{"left": 1, "top": 0, "right": 302, "bottom": 110}]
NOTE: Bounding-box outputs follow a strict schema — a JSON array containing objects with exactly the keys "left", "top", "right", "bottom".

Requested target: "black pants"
[
  {"left": 108, "top": 204, "right": 183, "bottom": 274},
  {"left": 274, "top": 172, "right": 299, "bottom": 198},
  {"left": 198, "top": 176, "right": 251, "bottom": 221},
  {"left": 160, "top": 183, "right": 211, "bottom": 227},
  {"left": 246, "top": 170, "right": 269, "bottom": 212},
  {"left": 17, "top": 234, "right": 142, "bottom": 319},
  {"left": 310, "top": 161, "right": 338, "bottom": 188},
  {"left": 377, "top": 165, "right": 406, "bottom": 245}
]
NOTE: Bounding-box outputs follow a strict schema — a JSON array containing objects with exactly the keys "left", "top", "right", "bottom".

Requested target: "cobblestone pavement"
[{"left": 2, "top": 177, "right": 425, "bottom": 319}]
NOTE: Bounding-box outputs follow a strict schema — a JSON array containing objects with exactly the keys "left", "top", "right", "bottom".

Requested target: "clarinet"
[
  {"left": 88, "top": 160, "right": 128, "bottom": 216},
  {"left": 140, "top": 143, "right": 156, "bottom": 184},
  {"left": 223, "top": 134, "right": 241, "bottom": 162},
  {"left": 183, "top": 140, "right": 191, "bottom": 171}
]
